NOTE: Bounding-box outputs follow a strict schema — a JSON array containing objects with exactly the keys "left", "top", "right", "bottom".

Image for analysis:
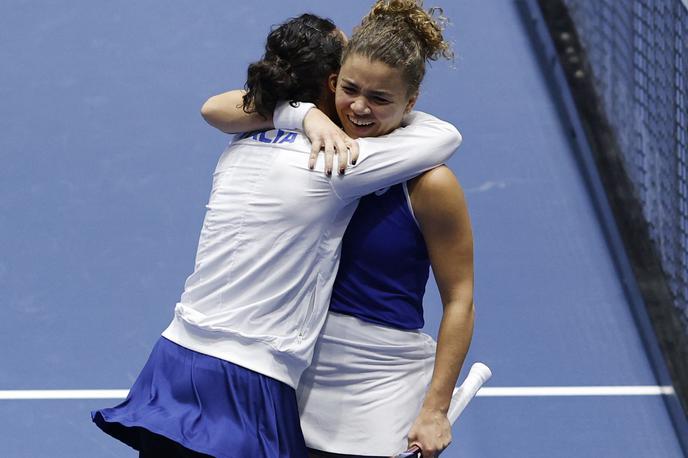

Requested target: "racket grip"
[
  {"left": 392, "top": 445, "right": 421, "bottom": 458},
  {"left": 447, "top": 362, "right": 492, "bottom": 424},
  {"left": 391, "top": 363, "right": 492, "bottom": 458}
]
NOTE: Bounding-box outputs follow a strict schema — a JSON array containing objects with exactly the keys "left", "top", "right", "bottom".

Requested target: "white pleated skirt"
[{"left": 297, "top": 312, "right": 437, "bottom": 456}]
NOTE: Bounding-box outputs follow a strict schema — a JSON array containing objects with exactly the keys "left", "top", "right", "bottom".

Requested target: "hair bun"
[
  {"left": 242, "top": 13, "right": 344, "bottom": 119},
  {"left": 365, "top": 0, "right": 452, "bottom": 61}
]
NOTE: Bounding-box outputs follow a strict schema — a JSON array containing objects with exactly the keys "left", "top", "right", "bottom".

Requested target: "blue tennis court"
[{"left": 1, "top": 1, "right": 686, "bottom": 456}]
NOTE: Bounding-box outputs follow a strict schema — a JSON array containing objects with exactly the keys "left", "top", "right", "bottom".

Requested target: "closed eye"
[{"left": 341, "top": 85, "right": 357, "bottom": 95}]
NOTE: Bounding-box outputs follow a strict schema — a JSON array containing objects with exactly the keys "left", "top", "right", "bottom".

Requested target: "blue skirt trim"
[{"left": 91, "top": 337, "right": 307, "bottom": 458}]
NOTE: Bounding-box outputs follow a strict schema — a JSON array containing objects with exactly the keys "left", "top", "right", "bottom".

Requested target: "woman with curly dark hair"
[{"left": 91, "top": 10, "right": 461, "bottom": 458}]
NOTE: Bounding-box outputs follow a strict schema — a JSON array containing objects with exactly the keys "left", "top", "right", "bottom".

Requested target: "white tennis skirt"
[{"left": 297, "top": 312, "right": 437, "bottom": 456}]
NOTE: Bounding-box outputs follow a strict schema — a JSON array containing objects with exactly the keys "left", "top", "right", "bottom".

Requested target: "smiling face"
[{"left": 329, "top": 53, "right": 417, "bottom": 139}]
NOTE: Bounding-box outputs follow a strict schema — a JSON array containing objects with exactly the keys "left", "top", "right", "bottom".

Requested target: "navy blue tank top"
[{"left": 330, "top": 183, "right": 430, "bottom": 330}]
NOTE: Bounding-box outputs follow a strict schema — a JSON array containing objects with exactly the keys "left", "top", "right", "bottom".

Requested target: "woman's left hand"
[{"left": 406, "top": 407, "right": 452, "bottom": 458}]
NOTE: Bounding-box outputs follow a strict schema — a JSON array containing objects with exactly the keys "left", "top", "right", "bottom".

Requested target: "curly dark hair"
[{"left": 243, "top": 14, "right": 344, "bottom": 119}]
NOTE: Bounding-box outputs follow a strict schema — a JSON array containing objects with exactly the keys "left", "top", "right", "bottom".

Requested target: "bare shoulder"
[
  {"left": 413, "top": 163, "right": 455, "bottom": 182},
  {"left": 409, "top": 165, "right": 465, "bottom": 215}
]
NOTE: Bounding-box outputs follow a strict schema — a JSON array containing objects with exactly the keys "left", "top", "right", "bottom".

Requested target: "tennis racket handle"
[
  {"left": 391, "top": 363, "right": 492, "bottom": 458},
  {"left": 447, "top": 362, "right": 492, "bottom": 424},
  {"left": 393, "top": 445, "right": 421, "bottom": 458}
]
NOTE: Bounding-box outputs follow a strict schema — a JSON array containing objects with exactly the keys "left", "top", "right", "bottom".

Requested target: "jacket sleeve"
[{"left": 330, "top": 111, "right": 462, "bottom": 201}]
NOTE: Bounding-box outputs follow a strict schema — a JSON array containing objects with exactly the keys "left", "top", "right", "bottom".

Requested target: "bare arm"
[
  {"left": 406, "top": 166, "right": 475, "bottom": 457},
  {"left": 331, "top": 112, "right": 461, "bottom": 201},
  {"left": 201, "top": 90, "right": 274, "bottom": 133}
]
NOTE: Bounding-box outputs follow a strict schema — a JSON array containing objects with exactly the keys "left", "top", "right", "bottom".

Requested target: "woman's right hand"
[
  {"left": 406, "top": 406, "right": 452, "bottom": 457},
  {"left": 304, "top": 108, "right": 359, "bottom": 176}
]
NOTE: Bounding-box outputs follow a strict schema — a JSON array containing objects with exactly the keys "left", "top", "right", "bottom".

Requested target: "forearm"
[
  {"left": 358, "top": 112, "right": 461, "bottom": 172},
  {"left": 335, "top": 112, "right": 462, "bottom": 199},
  {"left": 407, "top": 167, "right": 473, "bottom": 454},
  {"left": 422, "top": 299, "right": 475, "bottom": 413},
  {"left": 200, "top": 90, "right": 273, "bottom": 133}
]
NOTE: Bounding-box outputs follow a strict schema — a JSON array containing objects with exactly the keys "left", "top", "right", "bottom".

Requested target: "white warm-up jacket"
[{"left": 162, "top": 111, "right": 461, "bottom": 388}]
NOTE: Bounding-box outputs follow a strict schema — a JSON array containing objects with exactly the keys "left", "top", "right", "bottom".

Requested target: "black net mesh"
[{"left": 563, "top": 0, "right": 688, "bottom": 329}]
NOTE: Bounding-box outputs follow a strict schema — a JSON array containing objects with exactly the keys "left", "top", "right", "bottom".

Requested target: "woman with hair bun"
[
  {"left": 92, "top": 9, "right": 461, "bottom": 458},
  {"left": 206, "top": 2, "right": 475, "bottom": 457},
  {"left": 300, "top": 3, "right": 474, "bottom": 457}
]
